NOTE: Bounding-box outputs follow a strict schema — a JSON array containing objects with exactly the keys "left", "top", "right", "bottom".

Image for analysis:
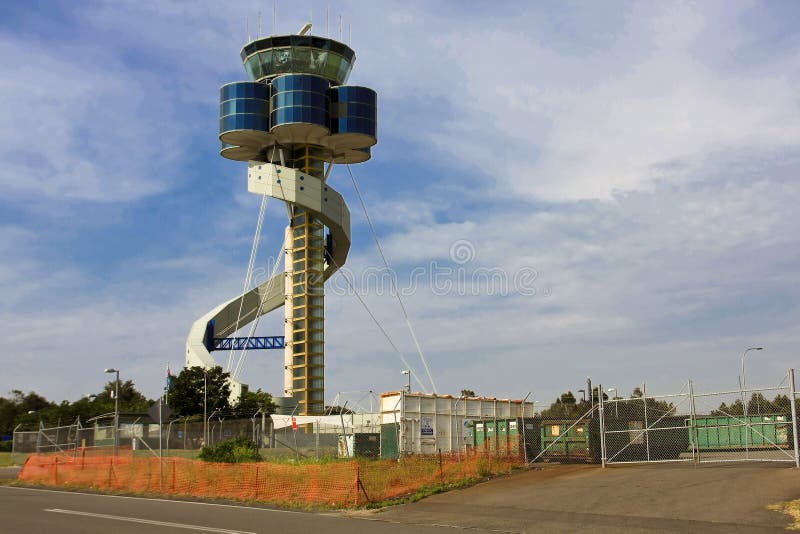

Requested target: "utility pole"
[
  {"left": 203, "top": 370, "right": 208, "bottom": 446},
  {"left": 105, "top": 368, "right": 120, "bottom": 456}
]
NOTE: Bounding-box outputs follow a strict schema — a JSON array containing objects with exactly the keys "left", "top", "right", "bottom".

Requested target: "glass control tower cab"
[{"left": 186, "top": 32, "right": 377, "bottom": 416}]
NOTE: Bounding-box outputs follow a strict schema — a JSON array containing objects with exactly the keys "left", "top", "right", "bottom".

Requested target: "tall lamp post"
[
  {"left": 608, "top": 387, "right": 619, "bottom": 418},
  {"left": 203, "top": 370, "right": 208, "bottom": 447},
  {"left": 104, "top": 368, "right": 120, "bottom": 456},
  {"left": 740, "top": 347, "right": 764, "bottom": 457},
  {"left": 740, "top": 347, "right": 764, "bottom": 400},
  {"left": 206, "top": 409, "right": 220, "bottom": 447},
  {"left": 401, "top": 370, "right": 411, "bottom": 392}
]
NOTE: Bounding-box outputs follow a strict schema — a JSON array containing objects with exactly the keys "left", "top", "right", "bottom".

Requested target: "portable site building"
[{"left": 379, "top": 391, "right": 535, "bottom": 458}]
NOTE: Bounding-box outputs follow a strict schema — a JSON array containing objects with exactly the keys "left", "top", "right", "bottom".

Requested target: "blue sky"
[{"left": 1, "top": 0, "right": 799, "bottom": 407}]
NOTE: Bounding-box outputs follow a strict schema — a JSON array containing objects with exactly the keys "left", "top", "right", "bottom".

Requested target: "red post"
[
  {"left": 354, "top": 462, "right": 360, "bottom": 506},
  {"left": 255, "top": 465, "right": 261, "bottom": 500},
  {"left": 54, "top": 457, "right": 58, "bottom": 485},
  {"left": 108, "top": 458, "right": 113, "bottom": 488}
]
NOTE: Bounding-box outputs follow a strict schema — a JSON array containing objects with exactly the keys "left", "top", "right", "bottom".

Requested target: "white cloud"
[
  {"left": 350, "top": 2, "right": 800, "bottom": 201},
  {"left": 0, "top": 34, "right": 188, "bottom": 203}
]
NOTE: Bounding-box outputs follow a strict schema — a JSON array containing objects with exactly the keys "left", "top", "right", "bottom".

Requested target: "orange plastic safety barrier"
[{"left": 19, "top": 452, "right": 522, "bottom": 508}]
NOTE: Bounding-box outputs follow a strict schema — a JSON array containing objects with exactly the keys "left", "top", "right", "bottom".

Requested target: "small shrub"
[
  {"left": 199, "top": 435, "right": 262, "bottom": 463},
  {"left": 477, "top": 457, "right": 492, "bottom": 477}
]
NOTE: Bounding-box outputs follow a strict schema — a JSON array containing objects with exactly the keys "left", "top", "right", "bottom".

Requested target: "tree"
[
  {"left": 713, "top": 393, "right": 794, "bottom": 417},
  {"left": 0, "top": 391, "right": 55, "bottom": 435},
  {"left": 773, "top": 394, "right": 792, "bottom": 414},
  {"left": 168, "top": 366, "right": 231, "bottom": 417},
  {"left": 460, "top": 389, "right": 476, "bottom": 398},
  {"left": 11, "top": 390, "right": 51, "bottom": 413},
  {"left": 541, "top": 391, "right": 588, "bottom": 419},
  {"left": 0, "top": 380, "right": 155, "bottom": 433},
  {"left": 560, "top": 391, "right": 577, "bottom": 405},
  {"left": 97, "top": 380, "right": 150, "bottom": 412},
  {"left": 236, "top": 388, "right": 277, "bottom": 416}
]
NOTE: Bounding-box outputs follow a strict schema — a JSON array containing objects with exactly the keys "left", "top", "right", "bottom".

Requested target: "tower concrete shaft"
[{"left": 282, "top": 146, "right": 327, "bottom": 414}]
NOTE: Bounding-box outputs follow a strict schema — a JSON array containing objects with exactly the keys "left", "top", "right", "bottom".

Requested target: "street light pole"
[
  {"left": 608, "top": 387, "right": 619, "bottom": 418},
  {"left": 740, "top": 347, "right": 764, "bottom": 398},
  {"left": 105, "top": 368, "right": 120, "bottom": 456},
  {"left": 203, "top": 370, "right": 208, "bottom": 446},
  {"left": 251, "top": 408, "right": 263, "bottom": 445},
  {"left": 206, "top": 409, "right": 219, "bottom": 447},
  {"left": 401, "top": 370, "right": 411, "bottom": 393},
  {"left": 740, "top": 347, "right": 764, "bottom": 458}
]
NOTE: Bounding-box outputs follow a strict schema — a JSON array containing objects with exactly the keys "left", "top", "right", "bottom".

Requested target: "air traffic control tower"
[{"left": 185, "top": 28, "right": 377, "bottom": 415}]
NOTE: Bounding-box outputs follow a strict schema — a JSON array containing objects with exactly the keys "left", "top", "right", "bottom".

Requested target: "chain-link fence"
[
  {"left": 12, "top": 423, "right": 121, "bottom": 465},
  {"left": 598, "top": 370, "right": 800, "bottom": 467},
  {"left": 602, "top": 386, "right": 692, "bottom": 464},
  {"left": 12, "top": 414, "right": 385, "bottom": 465},
  {"left": 689, "top": 374, "right": 797, "bottom": 464},
  {"left": 12, "top": 370, "right": 799, "bottom": 469},
  {"left": 530, "top": 405, "right": 600, "bottom": 464}
]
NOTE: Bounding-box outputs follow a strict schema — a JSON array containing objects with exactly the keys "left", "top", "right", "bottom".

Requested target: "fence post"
[
  {"left": 643, "top": 382, "right": 650, "bottom": 462},
  {"left": 522, "top": 391, "right": 533, "bottom": 466},
  {"left": 598, "top": 384, "right": 607, "bottom": 468},
  {"left": 688, "top": 379, "right": 699, "bottom": 466},
  {"left": 439, "top": 449, "right": 443, "bottom": 481},
  {"left": 54, "top": 456, "right": 58, "bottom": 485},
  {"left": 354, "top": 462, "right": 360, "bottom": 506},
  {"left": 11, "top": 427, "right": 18, "bottom": 467},
  {"left": 172, "top": 458, "right": 177, "bottom": 492},
  {"left": 789, "top": 369, "right": 800, "bottom": 469}
]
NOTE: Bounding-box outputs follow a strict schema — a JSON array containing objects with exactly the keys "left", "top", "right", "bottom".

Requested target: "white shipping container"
[{"left": 380, "top": 391, "right": 534, "bottom": 455}]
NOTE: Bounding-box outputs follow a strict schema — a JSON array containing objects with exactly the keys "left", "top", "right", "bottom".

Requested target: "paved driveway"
[{"left": 370, "top": 463, "right": 800, "bottom": 533}]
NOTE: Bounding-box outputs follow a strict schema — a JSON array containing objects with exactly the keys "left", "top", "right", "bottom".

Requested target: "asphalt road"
[
  {"left": 373, "top": 463, "right": 800, "bottom": 533},
  {"left": 4, "top": 463, "right": 799, "bottom": 533},
  {"left": 0, "top": 486, "right": 462, "bottom": 534}
]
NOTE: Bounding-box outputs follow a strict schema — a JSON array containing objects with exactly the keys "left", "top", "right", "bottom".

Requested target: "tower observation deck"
[{"left": 185, "top": 30, "right": 377, "bottom": 416}]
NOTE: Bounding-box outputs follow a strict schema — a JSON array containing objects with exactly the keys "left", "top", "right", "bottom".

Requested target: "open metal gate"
[{"left": 601, "top": 370, "right": 799, "bottom": 467}]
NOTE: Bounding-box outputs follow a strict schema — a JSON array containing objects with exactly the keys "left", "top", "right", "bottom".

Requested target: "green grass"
[
  {"left": 132, "top": 449, "right": 201, "bottom": 460},
  {"left": 0, "top": 452, "right": 28, "bottom": 467},
  {"left": 132, "top": 448, "right": 342, "bottom": 464}
]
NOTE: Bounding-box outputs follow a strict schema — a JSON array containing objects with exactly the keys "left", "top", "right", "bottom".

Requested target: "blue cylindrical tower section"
[
  {"left": 328, "top": 86, "right": 377, "bottom": 155},
  {"left": 219, "top": 81, "right": 274, "bottom": 154},
  {"left": 270, "top": 74, "right": 330, "bottom": 145}
]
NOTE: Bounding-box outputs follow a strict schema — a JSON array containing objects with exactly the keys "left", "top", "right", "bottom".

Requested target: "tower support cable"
[
  {"left": 326, "top": 252, "right": 428, "bottom": 393},
  {"left": 343, "top": 166, "right": 438, "bottom": 393},
  {"left": 226, "top": 162, "right": 278, "bottom": 372},
  {"left": 232, "top": 240, "right": 285, "bottom": 381}
]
